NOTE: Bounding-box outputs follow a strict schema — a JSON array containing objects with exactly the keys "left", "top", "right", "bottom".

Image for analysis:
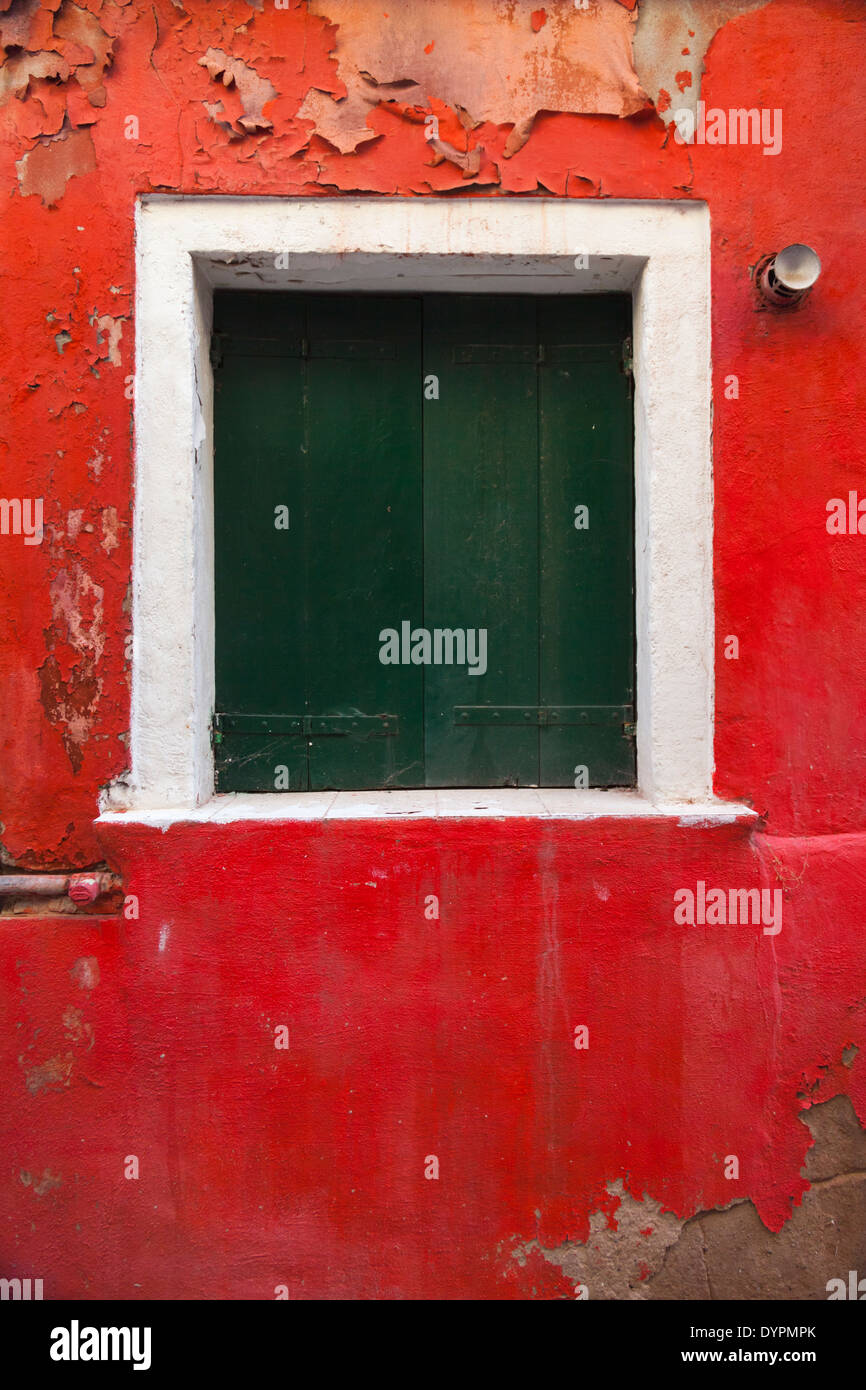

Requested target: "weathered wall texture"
[{"left": 1, "top": 0, "right": 866, "bottom": 1298}]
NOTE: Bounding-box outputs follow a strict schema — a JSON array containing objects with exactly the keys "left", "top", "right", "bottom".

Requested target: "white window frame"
[{"left": 99, "top": 195, "right": 754, "bottom": 826}]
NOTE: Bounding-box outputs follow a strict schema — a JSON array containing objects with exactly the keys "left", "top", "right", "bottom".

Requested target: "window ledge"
[{"left": 96, "top": 789, "right": 757, "bottom": 827}]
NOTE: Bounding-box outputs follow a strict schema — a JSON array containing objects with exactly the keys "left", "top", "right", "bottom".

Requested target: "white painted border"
[{"left": 102, "top": 196, "right": 742, "bottom": 824}]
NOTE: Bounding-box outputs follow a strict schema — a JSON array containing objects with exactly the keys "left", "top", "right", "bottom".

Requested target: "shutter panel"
[
  {"left": 538, "top": 296, "right": 635, "bottom": 786},
  {"left": 305, "top": 295, "right": 424, "bottom": 791},
  {"left": 213, "top": 293, "right": 424, "bottom": 792},
  {"left": 422, "top": 295, "right": 540, "bottom": 787},
  {"left": 213, "top": 293, "right": 308, "bottom": 792}
]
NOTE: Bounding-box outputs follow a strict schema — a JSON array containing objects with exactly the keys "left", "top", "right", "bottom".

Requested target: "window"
[
  {"left": 116, "top": 196, "right": 720, "bottom": 820},
  {"left": 211, "top": 290, "right": 635, "bottom": 792}
]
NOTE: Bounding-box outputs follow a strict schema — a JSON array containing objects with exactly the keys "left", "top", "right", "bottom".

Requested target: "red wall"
[{"left": 1, "top": 0, "right": 865, "bottom": 1298}]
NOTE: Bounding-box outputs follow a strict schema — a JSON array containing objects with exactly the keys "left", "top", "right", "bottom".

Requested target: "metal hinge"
[
  {"left": 214, "top": 712, "right": 398, "bottom": 740},
  {"left": 454, "top": 705, "right": 634, "bottom": 728},
  {"left": 621, "top": 336, "right": 633, "bottom": 378},
  {"left": 209, "top": 333, "right": 225, "bottom": 370}
]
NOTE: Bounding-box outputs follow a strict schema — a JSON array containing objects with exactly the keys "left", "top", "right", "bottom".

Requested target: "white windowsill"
[{"left": 96, "top": 789, "right": 757, "bottom": 828}]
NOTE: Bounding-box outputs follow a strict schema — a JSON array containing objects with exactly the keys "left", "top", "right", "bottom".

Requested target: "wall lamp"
[{"left": 757, "top": 243, "right": 821, "bottom": 307}]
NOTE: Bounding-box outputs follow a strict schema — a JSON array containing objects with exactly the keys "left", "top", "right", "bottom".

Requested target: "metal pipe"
[
  {"left": 0, "top": 875, "right": 70, "bottom": 896},
  {"left": 0, "top": 872, "right": 111, "bottom": 903}
]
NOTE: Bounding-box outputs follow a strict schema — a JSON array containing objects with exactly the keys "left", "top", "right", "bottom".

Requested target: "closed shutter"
[
  {"left": 537, "top": 298, "right": 635, "bottom": 786},
  {"left": 212, "top": 291, "right": 634, "bottom": 791}
]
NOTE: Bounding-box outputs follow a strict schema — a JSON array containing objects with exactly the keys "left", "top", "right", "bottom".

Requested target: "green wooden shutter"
[
  {"left": 537, "top": 297, "right": 635, "bottom": 786},
  {"left": 212, "top": 292, "right": 635, "bottom": 792},
  {"left": 213, "top": 292, "right": 423, "bottom": 792},
  {"left": 213, "top": 294, "right": 309, "bottom": 792},
  {"left": 423, "top": 296, "right": 540, "bottom": 787},
  {"left": 304, "top": 295, "right": 424, "bottom": 791}
]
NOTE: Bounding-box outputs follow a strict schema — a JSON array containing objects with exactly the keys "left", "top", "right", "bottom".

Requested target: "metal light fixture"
[{"left": 758, "top": 243, "right": 821, "bottom": 307}]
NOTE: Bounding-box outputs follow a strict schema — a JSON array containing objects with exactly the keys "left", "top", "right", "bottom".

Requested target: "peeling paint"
[
  {"left": 199, "top": 46, "right": 277, "bottom": 136},
  {"left": 633, "top": 0, "right": 772, "bottom": 128},
  {"left": 62, "top": 1003, "right": 94, "bottom": 1046},
  {"left": 23, "top": 1052, "right": 74, "bottom": 1093},
  {"left": 512, "top": 1095, "right": 866, "bottom": 1299},
  {"left": 512, "top": 1179, "right": 691, "bottom": 1298},
  {"left": 69, "top": 956, "right": 100, "bottom": 989},
  {"left": 300, "top": 0, "right": 648, "bottom": 161},
  {"left": 91, "top": 312, "right": 123, "bottom": 367},
  {"left": 15, "top": 124, "right": 96, "bottom": 204},
  {"left": 20, "top": 1167, "right": 63, "bottom": 1196},
  {"left": 37, "top": 564, "right": 105, "bottom": 772}
]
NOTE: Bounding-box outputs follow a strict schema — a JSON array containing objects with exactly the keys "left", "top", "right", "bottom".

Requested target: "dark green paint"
[
  {"left": 423, "top": 296, "right": 540, "bottom": 787},
  {"left": 213, "top": 291, "right": 634, "bottom": 791}
]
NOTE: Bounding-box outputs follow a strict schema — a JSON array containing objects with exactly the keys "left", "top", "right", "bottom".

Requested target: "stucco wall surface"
[{"left": 1, "top": 0, "right": 865, "bottom": 1298}]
